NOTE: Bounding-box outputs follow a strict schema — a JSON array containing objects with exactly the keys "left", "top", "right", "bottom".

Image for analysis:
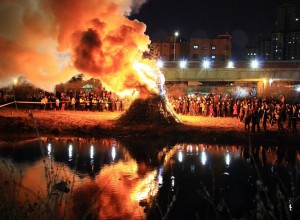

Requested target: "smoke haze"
[{"left": 0, "top": 0, "right": 152, "bottom": 94}]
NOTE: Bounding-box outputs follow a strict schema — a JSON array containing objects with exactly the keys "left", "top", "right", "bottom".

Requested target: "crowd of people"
[
  {"left": 1, "top": 89, "right": 299, "bottom": 133},
  {"left": 38, "top": 90, "right": 128, "bottom": 112},
  {"left": 168, "top": 94, "right": 300, "bottom": 133}
]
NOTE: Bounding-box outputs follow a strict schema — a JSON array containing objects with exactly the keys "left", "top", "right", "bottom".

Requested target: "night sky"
[{"left": 130, "top": 0, "right": 300, "bottom": 59}]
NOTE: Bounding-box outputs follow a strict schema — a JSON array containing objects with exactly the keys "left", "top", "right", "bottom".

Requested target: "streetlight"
[
  {"left": 157, "top": 60, "right": 164, "bottom": 68},
  {"left": 174, "top": 31, "right": 179, "bottom": 61},
  {"left": 250, "top": 60, "right": 259, "bottom": 69},
  {"left": 202, "top": 59, "right": 210, "bottom": 78},
  {"left": 179, "top": 60, "right": 187, "bottom": 69},
  {"left": 227, "top": 61, "right": 234, "bottom": 68},
  {"left": 202, "top": 60, "right": 211, "bottom": 69}
]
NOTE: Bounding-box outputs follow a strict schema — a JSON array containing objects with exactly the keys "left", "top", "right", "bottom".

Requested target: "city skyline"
[{"left": 130, "top": 0, "right": 300, "bottom": 59}]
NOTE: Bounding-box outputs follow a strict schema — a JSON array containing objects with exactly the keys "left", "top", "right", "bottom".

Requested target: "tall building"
[
  {"left": 276, "top": 0, "right": 296, "bottom": 33},
  {"left": 246, "top": 0, "right": 300, "bottom": 61},
  {"left": 286, "top": 31, "right": 300, "bottom": 59},
  {"left": 271, "top": 32, "right": 285, "bottom": 60}
]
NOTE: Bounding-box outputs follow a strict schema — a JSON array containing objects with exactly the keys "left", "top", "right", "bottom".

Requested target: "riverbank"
[{"left": 0, "top": 108, "right": 299, "bottom": 145}]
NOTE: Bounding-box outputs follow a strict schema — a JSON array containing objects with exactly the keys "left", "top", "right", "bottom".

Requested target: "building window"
[
  {"left": 203, "top": 47, "right": 207, "bottom": 50},
  {"left": 193, "top": 45, "right": 199, "bottom": 49},
  {"left": 211, "top": 55, "right": 216, "bottom": 59},
  {"left": 211, "top": 45, "right": 216, "bottom": 50},
  {"left": 192, "top": 54, "right": 198, "bottom": 59}
]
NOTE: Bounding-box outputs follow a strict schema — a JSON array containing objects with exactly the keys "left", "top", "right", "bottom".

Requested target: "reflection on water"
[
  {"left": 153, "top": 144, "right": 300, "bottom": 220},
  {"left": 0, "top": 138, "right": 299, "bottom": 219}
]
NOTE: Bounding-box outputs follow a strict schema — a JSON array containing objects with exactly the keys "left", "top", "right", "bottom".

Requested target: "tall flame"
[{"left": 0, "top": 0, "right": 159, "bottom": 97}]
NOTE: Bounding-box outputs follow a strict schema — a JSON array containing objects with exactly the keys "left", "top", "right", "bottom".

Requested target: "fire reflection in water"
[
  {"left": 70, "top": 158, "right": 158, "bottom": 220},
  {"left": 1, "top": 139, "right": 299, "bottom": 220}
]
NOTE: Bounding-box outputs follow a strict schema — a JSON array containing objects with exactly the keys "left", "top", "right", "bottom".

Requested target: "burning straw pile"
[{"left": 117, "top": 95, "right": 180, "bottom": 126}]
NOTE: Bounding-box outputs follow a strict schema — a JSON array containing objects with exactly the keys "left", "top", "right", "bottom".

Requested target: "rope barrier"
[
  {"left": 0, "top": 101, "right": 42, "bottom": 109},
  {"left": 0, "top": 100, "right": 117, "bottom": 108},
  {"left": 0, "top": 101, "right": 15, "bottom": 108}
]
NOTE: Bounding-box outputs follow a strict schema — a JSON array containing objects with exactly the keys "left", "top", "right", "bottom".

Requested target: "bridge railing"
[{"left": 161, "top": 61, "right": 300, "bottom": 69}]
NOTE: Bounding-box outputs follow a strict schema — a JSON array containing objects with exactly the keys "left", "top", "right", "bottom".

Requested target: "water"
[{"left": 0, "top": 137, "right": 299, "bottom": 219}]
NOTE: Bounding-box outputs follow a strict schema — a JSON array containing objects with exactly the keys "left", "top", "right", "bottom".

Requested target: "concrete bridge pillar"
[
  {"left": 257, "top": 80, "right": 264, "bottom": 96},
  {"left": 257, "top": 79, "right": 272, "bottom": 97}
]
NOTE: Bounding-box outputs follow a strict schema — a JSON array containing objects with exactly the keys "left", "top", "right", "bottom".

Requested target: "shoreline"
[{"left": 0, "top": 108, "right": 299, "bottom": 146}]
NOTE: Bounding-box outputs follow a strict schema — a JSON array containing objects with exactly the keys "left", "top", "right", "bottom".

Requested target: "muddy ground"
[{"left": 0, "top": 108, "right": 299, "bottom": 146}]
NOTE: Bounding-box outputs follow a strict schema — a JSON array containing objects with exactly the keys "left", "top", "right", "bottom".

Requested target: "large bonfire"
[
  {"left": 117, "top": 95, "right": 180, "bottom": 125},
  {"left": 0, "top": 0, "right": 180, "bottom": 125}
]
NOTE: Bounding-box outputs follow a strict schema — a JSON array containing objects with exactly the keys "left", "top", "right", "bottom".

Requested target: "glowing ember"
[{"left": 0, "top": 0, "right": 157, "bottom": 97}]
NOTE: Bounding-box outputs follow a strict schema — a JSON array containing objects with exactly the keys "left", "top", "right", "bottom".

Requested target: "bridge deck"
[{"left": 161, "top": 61, "right": 300, "bottom": 82}]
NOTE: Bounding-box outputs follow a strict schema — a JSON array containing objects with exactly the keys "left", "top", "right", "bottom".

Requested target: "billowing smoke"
[{"left": 0, "top": 0, "right": 157, "bottom": 96}]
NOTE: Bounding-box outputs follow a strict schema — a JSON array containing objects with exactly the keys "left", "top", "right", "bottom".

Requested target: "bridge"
[
  {"left": 161, "top": 61, "right": 300, "bottom": 83},
  {"left": 161, "top": 61, "right": 300, "bottom": 94}
]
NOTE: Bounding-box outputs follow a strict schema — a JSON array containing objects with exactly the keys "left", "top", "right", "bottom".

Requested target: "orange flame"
[{"left": 0, "top": 0, "right": 158, "bottom": 96}]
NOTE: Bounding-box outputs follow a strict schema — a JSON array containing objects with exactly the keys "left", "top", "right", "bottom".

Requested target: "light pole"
[{"left": 173, "top": 31, "right": 179, "bottom": 61}]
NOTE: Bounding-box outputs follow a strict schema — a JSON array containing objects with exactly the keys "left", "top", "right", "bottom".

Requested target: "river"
[{"left": 0, "top": 136, "right": 299, "bottom": 219}]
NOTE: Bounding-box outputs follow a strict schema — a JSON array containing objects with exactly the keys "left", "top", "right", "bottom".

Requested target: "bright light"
[
  {"left": 171, "top": 175, "right": 175, "bottom": 191},
  {"left": 225, "top": 152, "right": 230, "bottom": 166},
  {"left": 13, "top": 78, "right": 18, "bottom": 85},
  {"left": 227, "top": 61, "right": 234, "bottom": 68},
  {"left": 263, "top": 79, "right": 267, "bottom": 84},
  {"left": 250, "top": 60, "right": 259, "bottom": 69},
  {"left": 111, "top": 146, "right": 116, "bottom": 161},
  {"left": 269, "top": 78, "right": 273, "bottom": 86},
  {"left": 201, "top": 151, "right": 207, "bottom": 165},
  {"left": 47, "top": 143, "right": 51, "bottom": 157},
  {"left": 187, "top": 145, "right": 193, "bottom": 154},
  {"left": 174, "top": 31, "right": 179, "bottom": 37},
  {"left": 157, "top": 60, "right": 164, "bottom": 68},
  {"left": 68, "top": 144, "right": 73, "bottom": 159},
  {"left": 133, "top": 170, "right": 158, "bottom": 201},
  {"left": 90, "top": 145, "right": 94, "bottom": 159},
  {"left": 179, "top": 60, "right": 187, "bottom": 69},
  {"left": 178, "top": 151, "right": 183, "bottom": 162},
  {"left": 202, "top": 60, "right": 210, "bottom": 69},
  {"left": 157, "top": 70, "right": 166, "bottom": 96},
  {"left": 158, "top": 167, "right": 163, "bottom": 187},
  {"left": 296, "top": 85, "right": 300, "bottom": 92},
  {"left": 289, "top": 198, "right": 293, "bottom": 211}
]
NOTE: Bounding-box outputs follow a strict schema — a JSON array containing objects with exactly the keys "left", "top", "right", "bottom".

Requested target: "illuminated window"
[
  {"left": 193, "top": 45, "right": 199, "bottom": 49},
  {"left": 211, "top": 55, "right": 216, "bottom": 59},
  {"left": 203, "top": 46, "right": 207, "bottom": 50},
  {"left": 211, "top": 45, "right": 216, "bottom": 50}
]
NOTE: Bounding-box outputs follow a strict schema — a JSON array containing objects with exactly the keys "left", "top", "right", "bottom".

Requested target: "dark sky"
[{"left": 130, "top": 0, "right": 300, "bottom": 59}]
